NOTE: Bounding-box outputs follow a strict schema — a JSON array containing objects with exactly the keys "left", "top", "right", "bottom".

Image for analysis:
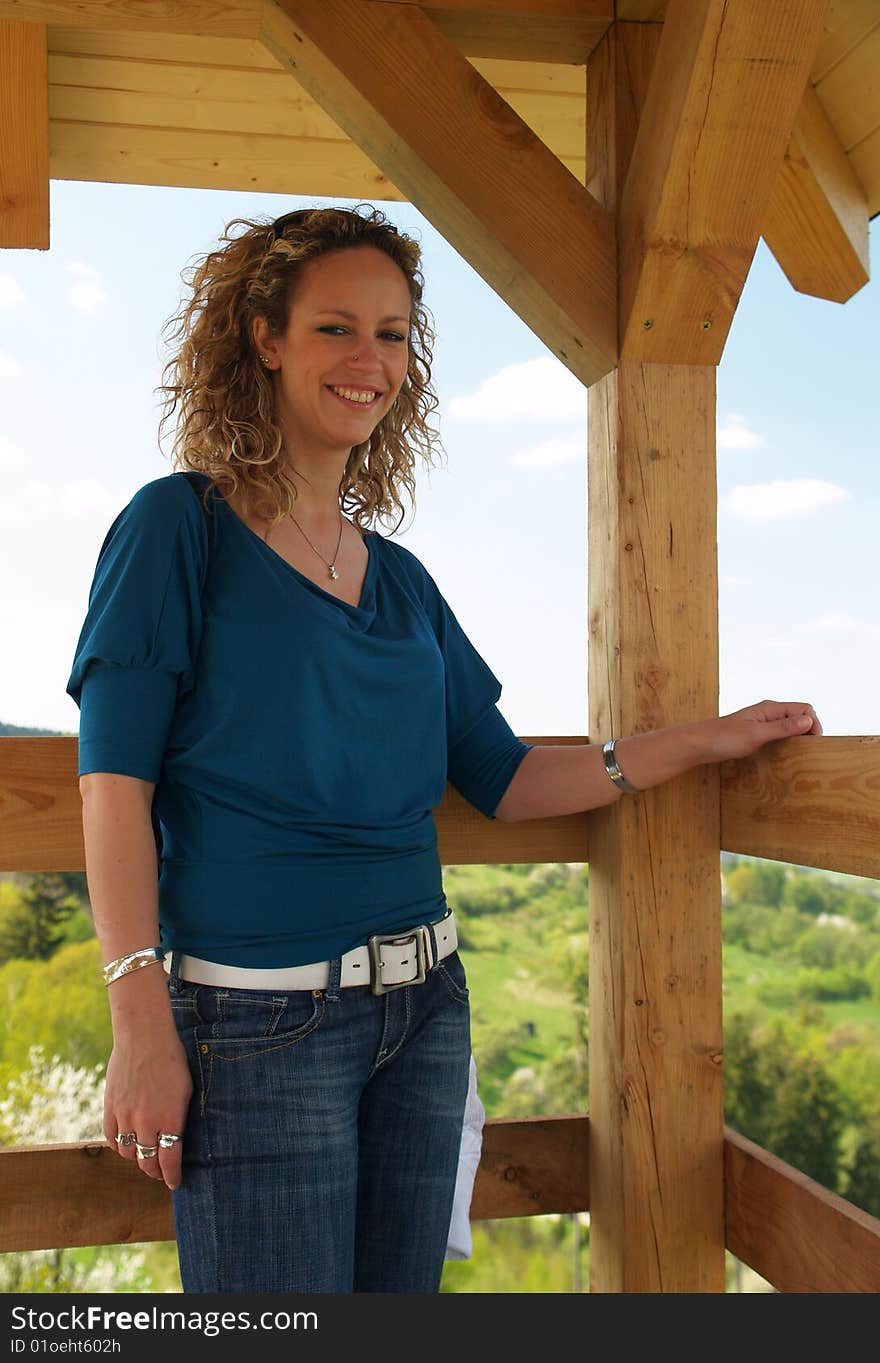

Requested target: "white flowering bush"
[{"left": 0, "top": 1046, "right": 153, "bottom": 1292}]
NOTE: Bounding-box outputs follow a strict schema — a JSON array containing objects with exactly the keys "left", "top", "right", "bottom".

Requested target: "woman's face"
[{"left": 256, "top": 245, "right": 412, "bottom": 462}]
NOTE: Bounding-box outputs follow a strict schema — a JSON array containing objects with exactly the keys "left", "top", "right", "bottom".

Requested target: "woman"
[{"left": 66, "top": 204, "right": 821, "bottom": 1294}]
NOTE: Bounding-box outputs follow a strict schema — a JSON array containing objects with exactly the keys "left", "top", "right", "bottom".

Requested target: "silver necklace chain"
[{"left": 284, "top": 510, "right": 345, "bottom": 580}]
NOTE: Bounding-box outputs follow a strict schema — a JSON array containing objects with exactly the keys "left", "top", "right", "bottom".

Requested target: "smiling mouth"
[{"left": 326, "top": 385, "right": 381, "bottom": 408}]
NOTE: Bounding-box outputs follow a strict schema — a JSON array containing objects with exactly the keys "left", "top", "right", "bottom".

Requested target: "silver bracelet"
[
  {"left": 102, "top": 946, "right": 165, "bottom": 988},
  {"left": 602, "top": 739, "right": 641, "bottom": 795}
]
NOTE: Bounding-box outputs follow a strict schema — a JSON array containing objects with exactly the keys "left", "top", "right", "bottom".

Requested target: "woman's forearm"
[
  {"left": 495, "top": 720, "right": 712, "bottom": 822},
  {"left": 80, "top": 774, "right": 173, "bottom": 1028},
  {"left": 495, "top": 698, "right": 821, "bottom": 822}
]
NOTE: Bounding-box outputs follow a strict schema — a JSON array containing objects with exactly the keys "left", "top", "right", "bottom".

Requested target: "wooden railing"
[{"left": 2, "top": 733, "right": 880, "bottom": 1290}]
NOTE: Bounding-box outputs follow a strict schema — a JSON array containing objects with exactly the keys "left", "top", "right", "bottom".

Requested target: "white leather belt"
[{"left": 163, "top": 909, "right": 458, "bottom": 996}]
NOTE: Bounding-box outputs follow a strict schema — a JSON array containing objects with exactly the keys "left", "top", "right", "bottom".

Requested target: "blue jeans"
[{"left": 166, "top": 946, "right": 472, "bottom": 1293}]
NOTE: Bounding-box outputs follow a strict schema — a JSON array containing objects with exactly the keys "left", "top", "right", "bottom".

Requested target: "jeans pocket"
[
  {"left": 197, "top": 987, "right": 327, "bottom": 1053},
  {"left": 435, "top": 951, "right": 469, "bottom": 1004}
]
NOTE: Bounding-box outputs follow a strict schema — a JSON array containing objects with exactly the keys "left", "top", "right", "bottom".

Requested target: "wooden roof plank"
[
  {"left": 260, "top": 0, "right": 617, "bottom": 385},
  {"left": 763, "top": 83, "right": 870, "bottom": 303},
  {"left": 0, "top": 20, "right": 50, "bottom": 249},
  {"left": 618, "top": 0, "right": 833, "bottom": 365},
  {"left": 46, "top": 52, "right": 587, "bottom": 163},
  {"left": 50, "top": 122, "right": 404, "bottom": 201},
  {"left": 0, "top": 0, "right": 262, "bottom": 38}
]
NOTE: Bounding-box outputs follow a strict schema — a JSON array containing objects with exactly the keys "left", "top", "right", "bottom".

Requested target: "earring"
[{"left": 260, "top": 356, "right": 273, "bottom": 367}]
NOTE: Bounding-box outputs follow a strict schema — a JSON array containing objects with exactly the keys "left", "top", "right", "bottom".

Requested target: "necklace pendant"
[{"left": 329, "top": 565, "right": 339, "bottom": 580}]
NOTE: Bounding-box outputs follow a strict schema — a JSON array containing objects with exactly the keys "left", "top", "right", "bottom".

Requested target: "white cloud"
[
  {"left": 511, "top": 434, "right": 585, "bottom": 468},
  {"left": 725, "top": 479, "right": 850, "bottom": 522},
  {"left": 69, "top": 280, "right": 108, "bottom": 315},
  {"left": 0, "top": 349, "right": 23, "bottom": 379},
  {"left": 67, "top": 261, "right": 100, "bottom": 279},
  {"left": 0, "top": 274, "right": 27, "bottom": 309},
  {"left": 66, "top": 261, "right": 108, "bottom": 315},
  {"left": 449, "top": 356, "right": 587, "bottom": 424},
  {"left": 717, "top": 413, "right": 764, "bottom": 450}
]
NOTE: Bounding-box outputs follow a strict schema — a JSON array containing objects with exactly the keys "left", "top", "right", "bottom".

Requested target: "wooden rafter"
[
  {"left": 0, "top": 0, "right": 615, "bottom": 63},
  {"left": 0, "top": 19, "right": 49, "bottom": 249},
  {"left": 763, "top": 83, "right": 870, "bottom": 303},
  {"left": 260, "top": 0, "right": 617, "bottom": 385},
  {"left": 618, "top": 0, "right": 832, "bottom": 365}
]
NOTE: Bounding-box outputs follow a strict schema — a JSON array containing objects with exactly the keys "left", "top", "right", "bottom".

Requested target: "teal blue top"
[{"left": 66, "top": 472, "right": 533, "bottom": 966}]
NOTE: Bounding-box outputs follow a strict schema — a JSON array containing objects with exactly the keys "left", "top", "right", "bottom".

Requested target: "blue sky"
[{"left": 1, "top": 180, "right": 877, "bottom": 740}]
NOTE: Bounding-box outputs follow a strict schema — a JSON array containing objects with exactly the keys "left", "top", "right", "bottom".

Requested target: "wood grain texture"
[
  {"left": 587, "top": 361, "right": 724, "bottom": 1292},
  {"left": 720, "top": 734, "right": 880, "bottom": 879},
  {"left": 618, "top": 0, "right": 832, "bottom": 365},
  {"left": 0, "top": 736, "right": 591, "bottom": 871},
  {"left": 725, "top": 1126, "right": 880, "bottom": 1293},
  {"left": 0, "top": 738, "right": 84, "bottom": 872},
  {"left": 261, "top": 0, "right": 617, "bottom": 385},
  {"left": 0, "top": 19, "right": 49, "bottom": 249},
  {"left": 763, "top": 83, "right": 869, "bottom": 303}
]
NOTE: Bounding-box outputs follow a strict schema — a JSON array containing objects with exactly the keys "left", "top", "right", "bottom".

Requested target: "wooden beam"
[
  {"left": 5, "top": 735, "right": 879, "bottom": 876},
  {"left": 0, "top": 0, "right": 614, "bottom": 63},
  {"left": 0, "top": 20, "right": 49, "bottom": 249},
  {"left": 260, "top": 0, "right": 617, "bottom": 386},
  {"left": 762, "top": 83, "right": 870, "bottom": 304},
  {"left": 0, "top": 1, "right": 261, "bottom": 38},
  {"left": 0, "top": 736, "right": 592, "bottom": 872},
  {"left": 423, "top": 0, "right": 612, "bottom": 62},
  {"left": 720, "top": 735, "right": 880, "bottom": 880},
  {"left": 0, "top": 1117, "right": 591, "bottom": 1251},
  {"left": 7, "top": 1124, "right": 880, "bottom": 1293},
  {"left": 725, "top": 1127, "right": 880, "bottom": 1293},
  {"left": 618, "top": 0, "right": 832, "bottom": 365},
  {"left": 587, "top": 362, "right": 724, "bottom": 1293}
]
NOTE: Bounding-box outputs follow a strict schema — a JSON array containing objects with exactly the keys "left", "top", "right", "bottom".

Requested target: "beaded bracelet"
[{"left": 102, "top": 946, "right": 166, "bottom": 988}]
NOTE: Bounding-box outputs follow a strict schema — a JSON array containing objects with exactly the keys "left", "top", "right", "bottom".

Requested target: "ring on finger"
[
  {"left": 115, "top": 1131, "right": 137, "bottom": 1148},
  {"left": 158, "top": 1133, "right": 182, "bottom": 1149},
  {"left": 136, "top": 1142, "right": 158, "bottom": 1160}
]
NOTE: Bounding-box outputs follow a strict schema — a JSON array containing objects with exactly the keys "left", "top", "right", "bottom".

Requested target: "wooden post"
[
  {"left": 586, "top": 20, "right": 724, "bottom": 1292},
  {"left": 0, "top": 20, "right": 49, "bottom": 250}
]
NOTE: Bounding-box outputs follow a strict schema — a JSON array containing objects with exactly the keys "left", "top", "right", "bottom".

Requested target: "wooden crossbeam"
[
  {"left": 0, "top": 20, "right": 49, "bottom": 249},
  {"left": 0, "top": 1, "right": 613, "bottom": 64},
  {"left": 260, "top": 0, "right": 617, "bottom": 386},
  {"left": 725, "top": 1127, "right": 880, "bottom": 1293},
  {"left": 0, "top": 1116, "right": 590, "bottom": 1252},
  {"left": 618, "top": 0, "right": 832, "bottom": 365},
  {"left": 720, "top": 734, "right": 880, "bottom": 881},
  {"left": 5, "top": 1123, "right": 880, "bottom": 1295},
  {"left": 2, "top": 735, "right": 879, "bottom": 877},
  {"left": 762, "top": 83, "right": 870, "bottom": 304}
]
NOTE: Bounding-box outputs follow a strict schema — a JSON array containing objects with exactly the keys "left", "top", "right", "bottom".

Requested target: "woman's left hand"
[{"left": 695, "top": 699, "right": 823, "bottom": 764}]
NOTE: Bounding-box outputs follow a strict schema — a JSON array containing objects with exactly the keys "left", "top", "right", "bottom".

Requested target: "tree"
[
  {"left": 763, "top": 1052, "right": 844, "bottom": 1191},
  {"left": 724, "top": 860, "right": 786, "bottom": 908},
  {"left": 0, "top": 873, "right": 79, "bottom": 963}
]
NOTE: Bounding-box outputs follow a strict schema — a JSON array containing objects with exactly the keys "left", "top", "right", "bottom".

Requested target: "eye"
[{"left": 317, "top": 326, "right": 407, "bottom": 343}]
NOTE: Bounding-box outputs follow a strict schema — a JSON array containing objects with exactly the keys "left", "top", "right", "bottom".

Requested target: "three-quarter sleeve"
[
  {"left": 65, "top": 475, "right": 208, "bottom": 781},
  {"left": 398, "top": 548, "right": 533, "bottom": 819}
]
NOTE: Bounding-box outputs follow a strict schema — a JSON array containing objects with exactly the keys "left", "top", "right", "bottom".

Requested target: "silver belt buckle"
[{"left": 368, "top": 925, "right": 429, "bottom": 995}]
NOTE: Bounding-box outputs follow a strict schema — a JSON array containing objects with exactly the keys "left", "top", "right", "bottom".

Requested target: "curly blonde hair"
[{"left": 155, "top": 204, "right": 444, "bottom": 534}]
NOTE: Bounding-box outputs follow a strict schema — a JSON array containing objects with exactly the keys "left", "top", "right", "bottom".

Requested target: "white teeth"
[{"left": 330, "top": 386, "right": 378, "bottom": 404}]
